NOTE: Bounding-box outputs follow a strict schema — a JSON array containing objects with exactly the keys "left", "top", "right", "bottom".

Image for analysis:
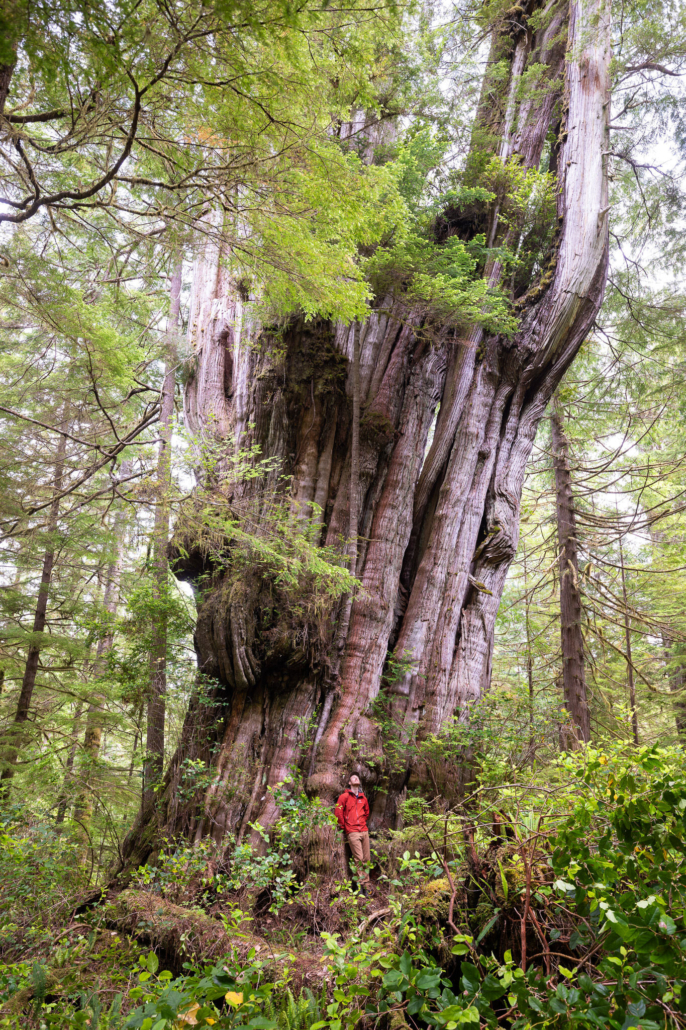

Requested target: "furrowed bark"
[
  {"left": 377, "top": 0, "right": 609, "bottom": 811},
  {"left": 551, "top": 398, "right": 590, "bottom": 745},
  {"left": 118, "top": 0, "right": 611, "bottom": 869}
]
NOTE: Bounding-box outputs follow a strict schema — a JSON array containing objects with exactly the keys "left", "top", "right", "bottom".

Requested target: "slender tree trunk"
[
  {"left": 128, "top": 705, "right": 143, "bottom": 782},
  {"left": 521, "top": 542, "right": 535, "bottom": 754},
  {"left": 144, "top": 261, "right": 183, "bottom": 811},
  {"left": 649, "top": 528, "right": 686, "bottom": 736},
  {"left": 618, "top": 534, "right": 639, "bottom": 744},
  {"left": 0, "top": 58, "right": 15, "bottom": 116},
  {"left": 0, "top": 426, "right": 67, "bottom": 791},
  {"left": 551, "top": 398, "right": 589, "bottom": 746},
  {"left": 73, "top": 549, "right": 125, "bottom": 835},
  {"left": 119, "top": 0, "right": 611, "bottom": 870},
  {"left": 670, "top": 655, "right": 686, "bottom": 735},
  {"left": 56, "top": 699, "right": 84, "bottom": 824},
  {"left": 666, "top": 642, "right": 686, "bottom": 736}
]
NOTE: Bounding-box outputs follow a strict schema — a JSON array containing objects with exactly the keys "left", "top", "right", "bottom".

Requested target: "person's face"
[{"left": 349, "top": 779, "right": 360, "bottom": 793}]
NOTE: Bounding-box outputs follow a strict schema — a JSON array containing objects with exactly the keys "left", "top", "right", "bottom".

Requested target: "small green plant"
[{"left": 123, "top": 948, "right": 283, "bottom": 1030}]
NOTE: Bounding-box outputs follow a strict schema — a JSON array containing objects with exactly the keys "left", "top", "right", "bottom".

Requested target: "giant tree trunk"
[
  {"left": 551, "top": 398, "right": 590, "bottom": 746},
  {"left": 120, "top": 0, "right": 610, "bottom": 869}
]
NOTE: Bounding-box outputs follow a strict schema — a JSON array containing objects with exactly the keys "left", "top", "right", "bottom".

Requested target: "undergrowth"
[{"left": 3, "top": 744, "right": 686, "bottom": 1027}]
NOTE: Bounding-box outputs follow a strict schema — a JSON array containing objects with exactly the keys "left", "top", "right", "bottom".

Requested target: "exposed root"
[
  {"left": 105, "top": 889, "right": 255, "bottom": 971},
  {"left": 104, "top": 890, "right": 332, "bottom": 990},
  {"left": 358, "top": 906, "right": 392, "bottom": 934}
]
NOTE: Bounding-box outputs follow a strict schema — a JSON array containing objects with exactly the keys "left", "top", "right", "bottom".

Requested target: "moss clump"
[
  {"left": 361, "top": 407, "right": 395, "bottom": 444},
  {"left": 416, "top": 877, "right": 452, "bottom": 922},
  {"left": 108, "top": 889, "right": 250, "bottom": 967}
]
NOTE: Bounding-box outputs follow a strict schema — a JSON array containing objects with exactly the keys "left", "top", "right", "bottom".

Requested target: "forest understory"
[{"left": 1, "top": 0, "right": 686, "bottom": 1025}]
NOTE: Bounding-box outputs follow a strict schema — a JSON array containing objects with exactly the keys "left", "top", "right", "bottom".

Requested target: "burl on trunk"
[{"left": 120, "top": 0, "right": 610, "bottom": 868}]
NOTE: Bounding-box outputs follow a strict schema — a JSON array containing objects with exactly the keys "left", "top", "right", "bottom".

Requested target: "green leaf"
[
  {"left": 416, "top": 971, "right": 442, "bottom": 990},
  {"left": 476, "top": 911, "right": 500, "bottom": 944},
  {"left": 497, "top": 860, "right": 508, "bottom": 902},
  {"left": 382, "top": 970, "right": 405, "bottom": 989},
  {"left": 407, "top": 996, "right": 426, "bottom": 1016},
  {"left": 658, "top": 914, "right": 677, "bottom": 935},
  {"left": 460, "top": 963, "right": 481, "bottom": 996},
  {"left": 399, "top": 952, "right": 412, "bottom": 976},
  {"left": 480, "top": 974, "right": 506, "bottom": 1002}
]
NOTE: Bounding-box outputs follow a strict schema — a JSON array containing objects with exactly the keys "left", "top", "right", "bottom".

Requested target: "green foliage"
[
  {"left": 392, "top": 742, "right": 686, "bottom": 1029},
  {"left": 131, "top": 778, "right": 336, "bottom": 914},
  {"left": 0, "top": 816, "right": 83, "bottom": 954},
  {"left": 265, "top": 988, "right": 324, "bottom": 1030},
  {"left": 363, "top": 133, "right": 523, "bottom": 334},
  {"left": 123, "top": 941, "right": 283, "bottom": 1030},
  {"left": 268, "top": 777, "right": 336, "bottom": 852}
]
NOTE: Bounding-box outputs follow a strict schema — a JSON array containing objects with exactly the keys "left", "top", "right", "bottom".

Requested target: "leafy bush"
[
  {"left": 132, "top": 777, "right": 336, "bottom": 914},
  {"left": 387, "top": 743, "right": 686, "bottom": 1028},
  {"left": 0, "top": 815, "right": 85, "bottom": 956}
]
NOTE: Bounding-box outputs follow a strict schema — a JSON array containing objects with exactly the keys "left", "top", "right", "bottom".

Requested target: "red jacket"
[{"left": 335, "top": 789, "right": 370, "bottom": 834}]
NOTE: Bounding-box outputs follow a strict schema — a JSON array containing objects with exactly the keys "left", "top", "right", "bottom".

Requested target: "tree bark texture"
[
  {"left": 120, "top": 0, "right": 611, "bottom": 869},
  {"left": 0, "top": 59, "right": 14, "bottom": 117},
  {"left": 551, "top": 399, "right": 590, "bottom": 746}
]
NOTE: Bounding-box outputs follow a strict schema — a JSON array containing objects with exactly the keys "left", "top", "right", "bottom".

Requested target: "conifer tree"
[{"left": 551, "top": 398, "right": 589, "bottom": 745}]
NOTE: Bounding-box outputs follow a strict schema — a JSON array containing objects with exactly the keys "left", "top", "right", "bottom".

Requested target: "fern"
[
  {"left": 31, "top": 962, "right": 47, "bottom": 1010},
  {"left": 275, "top": 988, "right": 324, "bottom": 1030}
]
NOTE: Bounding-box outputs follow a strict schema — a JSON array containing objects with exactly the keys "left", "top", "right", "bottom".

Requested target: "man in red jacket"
[{"left": 335, "top": 774, "right": 371, "bottom": 893}]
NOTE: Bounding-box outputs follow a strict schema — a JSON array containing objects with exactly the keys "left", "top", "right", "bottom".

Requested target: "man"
[{"left": 335, "top": 774, "right": 371, "bottom": 894}]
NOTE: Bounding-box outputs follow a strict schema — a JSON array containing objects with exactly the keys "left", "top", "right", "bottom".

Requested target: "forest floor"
[{"left": 2, "top": 744, "right": 686, "bottom": 1028}]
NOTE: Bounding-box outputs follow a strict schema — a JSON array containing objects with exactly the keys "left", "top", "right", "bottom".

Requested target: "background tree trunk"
[
  {"left": 551, "top": 398, "right": 590, "bottom": 746},
  {"left": 144, "top": 262, "right": 182, "bottom": 812},
  {"left": 73, "top": 543, "right": 125, "bottom": 836},
  {"left": 0, "top": 59, "right": 15, "bottom": 116},
  {"left": 120, "top": 0, "right": 611, "bottom": 869},
  {"left": 0, "top": 424, "right": 67, "bottom": 792},
  {"left": 619, "top": 533, "right": 640, "bottom": 744},
  {"left": 667, "top": 643, "right": 686, "bottom": 736},
  {"left": 55, "top": 699, "right": 83, "bottom": 825}
]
